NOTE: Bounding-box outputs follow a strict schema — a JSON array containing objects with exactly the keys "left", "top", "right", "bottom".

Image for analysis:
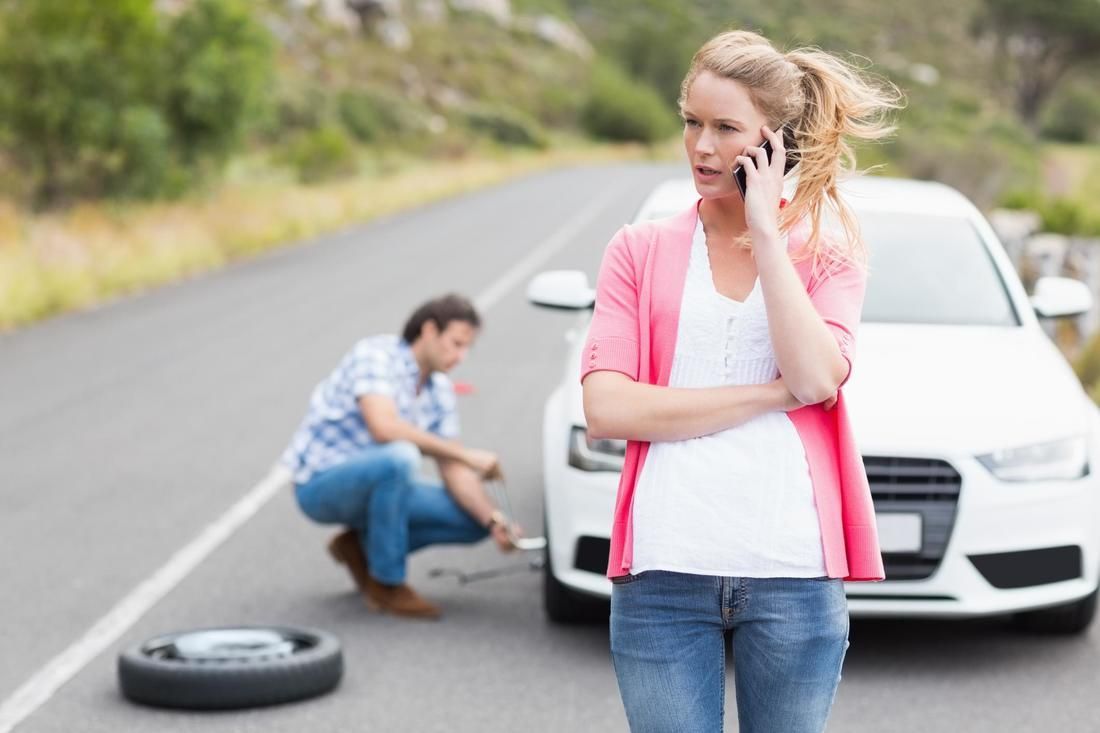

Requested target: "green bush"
[
  {"left": 265, "top": 81, "right": 334, "bottom": 138},
  {"left": 0, "top": 0, "right": 164, "bottom": 203},
  {"left": 337, "top": 89, "right": 428, "bottom": 143},
  {"left": 464, "top": 104, "right": 548, "bottom": 148},
  {"left": 581, "top": 61, "right": 677, "bottom": 143},
  {"left": 163, "top": 0, "right": 274, "bottom": 163},
  {"left": 998, "top": 189, "right": 1040, "bottom": 210},
  {"left": 533, "top": 83, "right": 587, "bottom": 128},
  {"left": 993, "top": 194, "right": 1100, "bottom": 236},
  {"left": 0, "top": 0, "right": 273, "bottom": 204},
  {"left": 1041, "top": 82, "right": 1100, "bottom": 144},
  {"left": 114, "top": 106, "right": 175, "bottom": 198},
  {"left": 338, "top": 91, "right": 389, "bottom": 143},
  {"left": 1039, "top": 198, "right": 1083, "bottom": 234},
  {"left": 281, "top": 126, "right": 358, "bottom": 183}
]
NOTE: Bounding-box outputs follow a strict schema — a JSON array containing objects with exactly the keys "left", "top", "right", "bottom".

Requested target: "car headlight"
[
  {"left": 976, "top": 436, "right": 1089, "bottom": 482},
  {"left": 568, "top": 426, "right": 626, "bottom": 472}
]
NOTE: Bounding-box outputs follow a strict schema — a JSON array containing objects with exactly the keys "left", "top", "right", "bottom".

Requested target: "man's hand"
[
  {"left": 489, "top": 518, "right": 524, "bottom": 553},
  {"left": 490, "top": 522, "right": 514, "bottom": 552},
  {"left": 463, "top": 448, "right": 503, "bottom": 480}
]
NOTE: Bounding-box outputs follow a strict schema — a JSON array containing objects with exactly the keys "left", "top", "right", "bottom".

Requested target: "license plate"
[{"left": 876, "top": 513, "right": 923, "bottom": 553}]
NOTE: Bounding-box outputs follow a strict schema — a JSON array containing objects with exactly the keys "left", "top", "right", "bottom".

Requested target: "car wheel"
[
  {"left": 118, "top": 626, "right": 342, "bottom": 710},
  {"left": 1011, "top": 586, "right": 1099, "bottom": 635},
  {"left": 543, "top": 526, "right": 609, "bottom": 625}
]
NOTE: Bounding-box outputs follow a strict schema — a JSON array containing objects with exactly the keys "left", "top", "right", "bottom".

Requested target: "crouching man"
[{"left": 279, "top": 293, "right": 519, "bottom": 619}]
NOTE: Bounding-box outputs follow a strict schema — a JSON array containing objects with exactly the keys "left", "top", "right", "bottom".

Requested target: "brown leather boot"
[
  {"left": 328, "top": 530, "right": 442, "bottom": 619},
  {"left": 362, "top": 579, "right": 443, "bottom": 620},
  {"left": 327, "top": 529, "right": 372, "bottom": 595}
]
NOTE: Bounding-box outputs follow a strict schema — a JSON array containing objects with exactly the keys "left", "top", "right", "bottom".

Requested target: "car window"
[{"left": 861, "top": 212, "right": 1018, "bottom": 326}]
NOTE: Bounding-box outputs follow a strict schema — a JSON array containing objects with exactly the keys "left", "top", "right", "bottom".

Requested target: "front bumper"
[{"left": 543, "top": 420, "right": 1100, "bottom": 617}]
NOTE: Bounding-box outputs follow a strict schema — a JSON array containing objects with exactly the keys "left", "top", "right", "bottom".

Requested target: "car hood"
[{"left": 564, "top": 322, "right": 1093, "bottom": 456}]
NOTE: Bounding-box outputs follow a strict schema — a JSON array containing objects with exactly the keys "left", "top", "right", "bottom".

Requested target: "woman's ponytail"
[{"left": 782, "top": 48, "right": 904, "bottom": 274}]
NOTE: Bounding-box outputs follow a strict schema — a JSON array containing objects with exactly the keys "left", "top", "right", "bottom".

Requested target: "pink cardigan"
[{"left": 580, "top": 202, "right": 884, "bottom": 582}]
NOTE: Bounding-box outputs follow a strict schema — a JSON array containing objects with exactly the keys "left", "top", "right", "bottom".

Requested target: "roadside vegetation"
[{"left": 1, "top": 0, "right": 1098, "bottom": 330}]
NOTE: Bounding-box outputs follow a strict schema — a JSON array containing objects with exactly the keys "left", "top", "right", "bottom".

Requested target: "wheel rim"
[{"left": 141, "top": 628, "right": 315, "bottom": 663}]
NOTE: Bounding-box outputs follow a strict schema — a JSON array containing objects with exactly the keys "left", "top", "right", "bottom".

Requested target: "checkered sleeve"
[
  {"left": 350, "top": 343, "right": 397, "bottom": 398},
  {"left": 429, "top": 376, "right": 460, "bottom": 439}
]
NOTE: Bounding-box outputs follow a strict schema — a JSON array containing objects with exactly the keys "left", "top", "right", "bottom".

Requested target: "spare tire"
[{"left": 118, "top": 626, "right": 342, "bottom": 710}]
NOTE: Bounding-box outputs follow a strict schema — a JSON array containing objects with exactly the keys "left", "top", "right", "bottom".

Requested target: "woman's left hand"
[{"left": 735, "top": 125, "right": 786, "bottom": 249}]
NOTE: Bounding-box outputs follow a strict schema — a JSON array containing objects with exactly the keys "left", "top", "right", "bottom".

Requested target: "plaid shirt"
[{"left": 280, "top": 335, "right": 459, "bottom": 485}]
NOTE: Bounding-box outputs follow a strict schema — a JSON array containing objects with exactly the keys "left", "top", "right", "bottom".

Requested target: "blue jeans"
[
  {"left": 294, "top": 441, "right": 487, "bottom": 585},
  {"left": 610, "top": 570, "right": 849, "bottom": 733}
]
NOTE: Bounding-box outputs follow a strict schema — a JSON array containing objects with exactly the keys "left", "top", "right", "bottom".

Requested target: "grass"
[
  {"left": 0, "top": 139, "right": 667, "bottom": 330},
  {"left": 1031, "top": 142, "right": 1100, "bottom": 235},
  {"left": 1042, "top": 142, "right": 1100, "bottom": 203}
]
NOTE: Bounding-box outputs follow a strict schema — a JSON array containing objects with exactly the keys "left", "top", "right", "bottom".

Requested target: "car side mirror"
[
  {"left": 527, "top": 270, "right": 595, "bottom": 310},
  {"left": 1030, "top": 276, "right": 1092, "bottom": 319}
]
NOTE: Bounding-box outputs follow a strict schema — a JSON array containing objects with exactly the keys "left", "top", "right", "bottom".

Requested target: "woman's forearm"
[
  {"left": 583, "top": 374, "right": 787, "bottom": 442},
  {"left": 753, "top": 236, "right": 847, "bottom": 403}
]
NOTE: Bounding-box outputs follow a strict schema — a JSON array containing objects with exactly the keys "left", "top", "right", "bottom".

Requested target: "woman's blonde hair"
[{"left": 679, "top": 30, "right": 904, "bottom": 275}]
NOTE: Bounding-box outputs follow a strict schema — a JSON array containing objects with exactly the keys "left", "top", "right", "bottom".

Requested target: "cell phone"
[{"left": 733, "top": 128, "right": 799, "bottom": 199}]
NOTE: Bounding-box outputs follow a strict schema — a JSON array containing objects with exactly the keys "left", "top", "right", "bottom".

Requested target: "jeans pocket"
[{"left": 610, "top": 572, "right": 641, "bottom": 585}]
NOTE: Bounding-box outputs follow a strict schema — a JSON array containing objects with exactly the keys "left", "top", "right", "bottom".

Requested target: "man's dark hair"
[{"left": 402, "top": 293, "right": 481, "bottom": 344}]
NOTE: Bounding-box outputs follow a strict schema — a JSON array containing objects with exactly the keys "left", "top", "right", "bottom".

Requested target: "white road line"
[{"left": 0, "top": 182, "right": 618, "bottom": 733}]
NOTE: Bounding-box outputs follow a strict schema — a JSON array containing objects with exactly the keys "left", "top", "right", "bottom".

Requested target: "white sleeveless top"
[{"left": 630, "top": 219, "right": 827, "bottom": 578}]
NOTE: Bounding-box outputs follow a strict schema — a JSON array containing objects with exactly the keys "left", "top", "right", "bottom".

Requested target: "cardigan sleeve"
[
  {"left": 810, "top": 259, "right": 868, "bottom": 389},
  {"left": 580, "top": 226, "right": 641, "bottom": 383}
]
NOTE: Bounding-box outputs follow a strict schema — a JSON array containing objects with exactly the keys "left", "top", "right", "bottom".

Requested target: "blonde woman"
[{"left": 581, "top": 31, "right": 903, "bottom": 732}]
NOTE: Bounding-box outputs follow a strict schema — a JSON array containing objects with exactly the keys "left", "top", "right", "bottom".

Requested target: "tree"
[
  {"left": 163, "top": 0, "right": 273, "bottom": 164},
  {"left": 0, "top": 0, "right": 167, "bottom": 203},
  {"left": 974, "top": 0, "right": 1100, "bottom": 134},
  {"left": 0, "top": 0, "right": 274, "bottom": 204}
]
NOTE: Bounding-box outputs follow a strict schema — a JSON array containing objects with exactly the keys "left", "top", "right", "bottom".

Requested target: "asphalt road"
[{"left": 2, "top": 163, "right": 1099, "bottom": 732}]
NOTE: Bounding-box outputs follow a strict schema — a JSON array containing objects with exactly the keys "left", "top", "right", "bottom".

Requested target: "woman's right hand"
[{"left": 772, "top": 377, "right": 804, "bottom": 412}]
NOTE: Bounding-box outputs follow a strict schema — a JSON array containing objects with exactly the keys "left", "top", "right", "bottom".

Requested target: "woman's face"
[{"left": 681, "top": 70, "right": 769, "bottom": 200}]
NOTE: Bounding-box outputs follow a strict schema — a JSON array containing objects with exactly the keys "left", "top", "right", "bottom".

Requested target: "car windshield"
[{"left": 860, "top": 211, "right": 1018, "bottom": 326}]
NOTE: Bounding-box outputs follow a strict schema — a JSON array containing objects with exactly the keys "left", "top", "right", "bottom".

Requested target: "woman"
[{"left": 580, "top": 30, "right": 903, "bottom": 733}]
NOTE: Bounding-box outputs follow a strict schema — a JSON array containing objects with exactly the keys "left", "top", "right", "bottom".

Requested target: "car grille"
[{"left": 865, "top": 455, "right": 963, "bottom": 580}]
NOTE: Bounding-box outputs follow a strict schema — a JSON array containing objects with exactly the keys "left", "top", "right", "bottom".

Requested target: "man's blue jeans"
[
  {"left": 294, "top": 441, "right": 487, "bottom": 585},
  {"left": 610, "top": 570, "right": 850, "bottom": 733}
]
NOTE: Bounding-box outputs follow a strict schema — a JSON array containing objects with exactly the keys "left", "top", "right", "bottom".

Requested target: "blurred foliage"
[
  {"left": 0, "top": 0, "right": 272, "bottom": 205},
  {"left": 279, "top": 125, "right": 358, "bottom": 183},
  {"left": 1074, "top": 328, "right": 1100, "bottom": 398},
  {"left": 163, "top": 0, "right": 273, "bottom": 163},
  {"left": 599, "top": 2, "right": 702, "bottom": 105},
  {"left": 878, "top": 79, "right": 1039, "bottom": 210},
  {"left": 0, "top": 0, "right": 1097, "bottom": 239},
  {"left": 0, "top": 0, "right": 166, "bottom": 203},
  {"left": 1037, "top": 199, "right": 1100, "bottom": 237},
  {"left": 338, "top": 90, "right": 414, "bottom": 143},
  {"left": 973, "top": 0, "right": 1100, "bottom": 132},
  {"left": 407, "top": 16, "right": 589, "bottom": 130},
  {"left": 1041, "top": 77, "right": 1100, "bottom": 144},
  {"left": 463, "top": 104, "right": 549, "bottom": 149},
  {"left": 582, "top": 61, "right": 678, "bottom": 143}
]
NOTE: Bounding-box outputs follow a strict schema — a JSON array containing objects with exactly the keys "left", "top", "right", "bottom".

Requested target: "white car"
[{"left": 528, "top": 176, "right": 1100, "bottom": 633}]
